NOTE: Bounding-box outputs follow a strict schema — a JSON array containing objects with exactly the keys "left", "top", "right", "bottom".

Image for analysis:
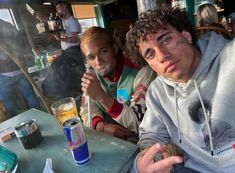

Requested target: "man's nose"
[
  {"left": 94, "top": 55, "right": 103, "bottom": 65},
  {"left": 156, "top": 47, "right": 170, "bottom": 63}
]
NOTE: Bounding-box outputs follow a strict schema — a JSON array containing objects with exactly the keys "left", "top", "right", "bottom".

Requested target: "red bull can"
[{"left": 63, "top": 117, "right": 91, "bottom": 166}]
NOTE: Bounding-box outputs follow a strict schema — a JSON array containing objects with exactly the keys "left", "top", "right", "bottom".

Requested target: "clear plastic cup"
[{"left": 51, "top": 97, "right": 79, "bottom": 126}]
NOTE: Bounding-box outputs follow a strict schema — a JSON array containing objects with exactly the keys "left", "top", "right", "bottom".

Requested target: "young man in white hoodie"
[{"left": 126, "top": 8, "right": 235, "bottom": 173}]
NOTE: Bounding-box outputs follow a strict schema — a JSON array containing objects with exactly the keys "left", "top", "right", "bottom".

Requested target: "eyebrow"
[
  {"left": 86, "top": 53, "right": 93, "bottom": 59},
  {"left": 86, "top": 46, "right": 108, "bottom": 58},
  {"left": 141, "top": 31, "right": 171, "bottom": 57},
  {"left": 156, "top": 31, "right": 171, "bottom": 42}
]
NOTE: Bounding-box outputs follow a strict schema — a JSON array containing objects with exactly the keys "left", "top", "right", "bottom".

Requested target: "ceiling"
[{"left": 23, "top": 0, "right": 117, "bottom": 5}]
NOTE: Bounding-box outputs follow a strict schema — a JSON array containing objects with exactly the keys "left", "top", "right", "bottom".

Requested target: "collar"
[
  {"left": 104, "top": 55, "right": 124, "bottom": 82},
  {"left": 104, "top": 55, "right": 141, "bottom": 82}
]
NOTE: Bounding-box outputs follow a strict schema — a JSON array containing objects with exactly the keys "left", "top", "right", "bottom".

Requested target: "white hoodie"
[{"left": 137, "top": 32, "right": 235, "bottom": 173}]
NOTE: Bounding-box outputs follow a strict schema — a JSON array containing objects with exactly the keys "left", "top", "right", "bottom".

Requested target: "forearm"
[
  {"left": 58, "top": 36, "right": 78, "bottom": 43},
  {"left": 96, "top": 91, "right": 115, "bottom": 110}
]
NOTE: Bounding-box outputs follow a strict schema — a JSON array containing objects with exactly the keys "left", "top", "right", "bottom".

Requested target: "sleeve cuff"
[
  {"left": 105, "top": 99, "right": 123, "bottom": 118},
  {"left": 92, "top": 116, "right": 104, "bottom": 129},
  {"left": 130, "top": 152, "right": 141, "bottom": 173}
]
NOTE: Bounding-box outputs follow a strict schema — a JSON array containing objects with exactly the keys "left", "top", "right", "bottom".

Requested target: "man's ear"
[
  {"left": 181, "top": 30, "right": 192, "bottom": 43},
  {"left": 113, "top": 43, "right": 119, "bottom": 54}
]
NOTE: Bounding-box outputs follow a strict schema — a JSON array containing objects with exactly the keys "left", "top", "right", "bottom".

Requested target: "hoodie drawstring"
[
  {"left": 174, "top": 84, "right": 182, "bottom": 143},
  {"left": 194, "top": 80, "right": 214, "bottom": 156},
  {"left": 174, "top": 81, "right": 214, "bottom": 156}
]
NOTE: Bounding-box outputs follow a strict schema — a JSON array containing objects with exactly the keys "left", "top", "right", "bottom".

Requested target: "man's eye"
[
  {"left": 86, "top": 55, "right": 95, "bottom": 61},
  {"left": 162, "top": 37, "right": 171, "bottom": 45},
  {"left": 145, "top": 50, "right": 155, "bottom": 60},
  {"left": 100, "top": 48, "right": 108, "bottom": 55}
]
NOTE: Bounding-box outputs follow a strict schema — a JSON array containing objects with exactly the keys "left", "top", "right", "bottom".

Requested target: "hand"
[
  {"left": 96, "top": 121, "right": 135, "bottom": 140},
  {"left": 53, "top": 33, "right": 60, "bottom": 41},
  {"left": 137, "top": 143, "right": 183, "bottom": 173},
  {"left": 81, "top": 72, "right": 105, "bottom": 100}
]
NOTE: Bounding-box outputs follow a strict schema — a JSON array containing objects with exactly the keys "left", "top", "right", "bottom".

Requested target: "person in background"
[
  {"left": 158, "top": 2, "right": 171, "bottom": 10},
  {"left": 35, "top": 11, "right": 48, "bottom": 23},
  {"left": 42, "top": 0, "right": 85, "bottom": 99},
  {"left": 223, "top": 0, "right": 235, "bottom": 34},
  {"left": 196, "top": 3, "right": 226, "bottom": 30},
  {"left": 0, "top": 19, "right": 40, "bottom": 118},
  {"left": 34, "top": 9, "right": 61, "bottom": 54},
  {"left": 54, "top": 0, "right": 81, "bottom": 51},
  {"left": 223, "top": 0, "right": 235, "bottom": 20},
  {"left": 79, "top": 26, "right": 156, "bottom": 142},
  {"left": 196, "top": 3, "right": 221, "bottom": 27},
  {"left": 112, "top": 28, "right": 125, "bottom": 54},
  {"left": 196, "top": 3, "right": 232, "bottom": 39},
  {"left": 126, "top": 8, "right": 235, "bottom": 173}
]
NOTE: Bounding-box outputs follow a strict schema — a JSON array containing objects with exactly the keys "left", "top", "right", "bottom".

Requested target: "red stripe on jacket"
[
  {"left": 92, "top": 116, "right": 104, "bottom": 129},
  {"left": 105, "top": 99, "right": 123, "bottom": 118}
]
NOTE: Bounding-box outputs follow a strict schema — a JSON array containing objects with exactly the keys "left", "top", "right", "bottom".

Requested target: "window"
[
  {"left": 71, "top": 4, "right": 98, "bottom": 32},
  {"left": 0, "top": 8, "right": 18, "bottom": 29},
  {"left": 78, "top": 18, "right": 97, "bottom": 32}
]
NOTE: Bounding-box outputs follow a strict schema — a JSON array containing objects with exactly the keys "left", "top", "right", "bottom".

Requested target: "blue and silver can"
[{"left": 63, "top": 117, "right": 91, "bottom": 166}]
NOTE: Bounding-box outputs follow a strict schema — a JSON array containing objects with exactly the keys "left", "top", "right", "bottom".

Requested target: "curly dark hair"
[{"left": 125, "top": 8, "right": 197, "bottom": 66}]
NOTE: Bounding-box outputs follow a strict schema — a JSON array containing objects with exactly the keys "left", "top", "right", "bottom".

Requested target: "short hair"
[
  {"left": 55, "top": 1, "right": 69, "bottom": 7},
  {"left": 55, "top": 0, "right": 71, "bottom": 12},
  {"left": 196, "top": 3, "right": 218, "bottom": 27},
  {"left": 125, "top": 8, "right": 197, "bottom": 66},
  {"left": 80, "top": 26, "right": 114, "bottom": 55}
]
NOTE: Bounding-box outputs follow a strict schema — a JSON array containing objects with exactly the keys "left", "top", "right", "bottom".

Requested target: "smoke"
[
  {"left": 0, "top": 18, "right": 24, "bottom": 63},
  {"left": 0, "top": 2, "right": 84, "bottom": 102}
]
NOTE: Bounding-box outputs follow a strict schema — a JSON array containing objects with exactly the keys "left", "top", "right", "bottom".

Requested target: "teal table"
[{"left": 0, "top": 109, "right": 137, "bottom": 173}]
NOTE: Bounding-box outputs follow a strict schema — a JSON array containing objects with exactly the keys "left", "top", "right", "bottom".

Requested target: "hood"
[
  {"left": 158, "top": 32, "right": 230, "bottom": 156},
  {"left": 159, "top": 32, "right": 229, "bottom": 93}
]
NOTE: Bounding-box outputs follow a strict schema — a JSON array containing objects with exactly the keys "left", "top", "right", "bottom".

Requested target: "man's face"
[
  {"left": 81, "top": 40, "right": 118, "bottom": 78},
  {"left": 138, "top": 25, "right": 200, "bottom": 83},
  {"left": 56, "top": 4, "right": 66, "bottom": 19}
]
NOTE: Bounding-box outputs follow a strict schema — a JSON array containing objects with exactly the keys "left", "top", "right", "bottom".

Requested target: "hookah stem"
[{"left": 87, "top": 96, "right": 92, "bottom": 128}]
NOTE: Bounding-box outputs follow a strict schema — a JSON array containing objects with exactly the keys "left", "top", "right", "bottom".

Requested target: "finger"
[
  {"left": 152, "top": 156, "right": 183, "bottom": 171},
  {"left": 81, "top": 86, "right": 87, "bottom": 92},
  {"left": 82, "top": 73, "right": 93, "bottom": 80},
  {"left": 140, "top": 148, "right": 149, "bottom": 156},
  {"left": 81, "top": 77, "right": 93, "bottom": 88},
  {"left": 81, "top": 81, "right": 87, "bottom": 87},
  {"left": 81, "top": 88, "right": 88, "bottom": 96},
  {"left": 81, "top": 74, "right": 89, "bottom": 82},
  {"left": 162, "top": 151, "right": 170, "bottom": 159},
  {"left": 143, "top": 143, "right": 165, "bottom": 163},
  {"left": 83, "top": 72, "right": 95, "bottom": 79}
]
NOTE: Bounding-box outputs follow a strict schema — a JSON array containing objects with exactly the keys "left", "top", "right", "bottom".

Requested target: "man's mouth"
[
  {"left": 164, "top": 60, "right": 179, "bottom": 73},
  {"left": 97, "top": 66, "right": 106, "bottom": 73}
]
